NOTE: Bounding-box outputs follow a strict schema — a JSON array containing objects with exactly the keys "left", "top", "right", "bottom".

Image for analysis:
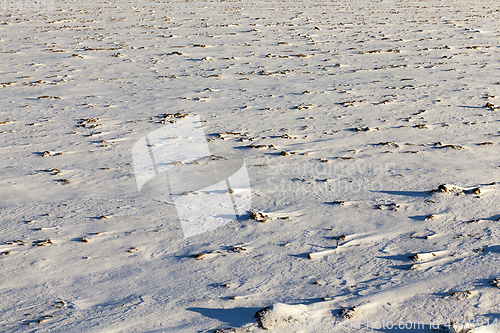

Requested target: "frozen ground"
[{"left": 0, "top": 0, "right": 500, "bottom": 332}]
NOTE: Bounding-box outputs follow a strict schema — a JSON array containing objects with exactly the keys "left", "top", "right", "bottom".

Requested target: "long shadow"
[
  {"left": 484, "top": 245, "right": 500, "bottom": 253},
  {"left": 457, "top": 105, "right": 485, "bottom": 109},
  {"left": 388, "top": 263, "right": 412, "bottom": 270},
  {"left": 291, "top": 252, "right": 312, "bottom": 259},
  {"left": 374, "top": 190, "right": 429, "bottom": 197},
  {"left": 408, "top": 215, "right": 428, "bottom": 221},
  {"left": 187, "top": 306, "right": 261, "bottom": 327},
  {"left": 487, "top": 214, "right": 500, "bottom": 221},
  {"left": 376, "top": 254, "right": 413, "bottom": 269},
  {"left": 377, "top": 254, "right": 412, "bottom": 262},
  {"left": 471, "top": 277, "right": 499, "bottom": 289}
]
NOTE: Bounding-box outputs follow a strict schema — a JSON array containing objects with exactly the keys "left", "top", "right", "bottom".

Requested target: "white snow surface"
[{"left": 1, "top": 0, "right": 500, "bottom": 332}]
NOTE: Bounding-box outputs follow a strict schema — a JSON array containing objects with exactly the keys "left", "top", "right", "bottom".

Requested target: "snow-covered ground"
[{"left": 1, "top": 0, "right": 500, "bottom": 332}]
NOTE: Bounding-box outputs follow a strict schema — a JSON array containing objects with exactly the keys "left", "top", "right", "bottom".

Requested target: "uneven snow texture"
[{"left": 1, "top": 0, "right": 500, "bottom": 332}]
